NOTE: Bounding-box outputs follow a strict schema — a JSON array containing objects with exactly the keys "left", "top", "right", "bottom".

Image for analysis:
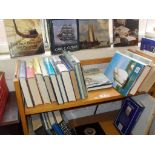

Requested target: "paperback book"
[
  {"left": 4, "top": 19, "right": 45, "bottom": 58},
  {"left": 113, "top": 19, "right": 139, "bottom": 47},
  {"left": 48, "top": 19, "right": 79, "bottom": 54},
  {"left": 79, "top": 19, "right": 110, "bottom": 49}
]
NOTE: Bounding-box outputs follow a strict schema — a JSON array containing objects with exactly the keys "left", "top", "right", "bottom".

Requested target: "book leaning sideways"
[
  {"left": 4, "top": 19, "right": 45, "bottom": 58},
  {"left": 104, "top": 51, "right": 146, "bottom": 96}
]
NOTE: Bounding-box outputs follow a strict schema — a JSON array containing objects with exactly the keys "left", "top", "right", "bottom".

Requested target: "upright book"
[
  {"left": 104, "top": 51, "right": 145, "bottom": 96},
  {"left": 114, "top": 97, "right": 144, "bottom": 135},
  {"left": 113, "top": 19, "right": 139, "bottom": 47},
  {"left": 48, "top": 19, "right": 79, "bottom": 54},
  {"left": 79, "top": 19, "right": 110, "bottom": 49},
  {"left": 4, "top": 19, "right": 45, "bottom": 58}
]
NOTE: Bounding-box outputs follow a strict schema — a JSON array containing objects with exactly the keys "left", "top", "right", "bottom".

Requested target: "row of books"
[
  {"left": 115, "top": 94, "right": 155, "bottom": 135},
  {"left": 15, "top": 51, "right": 87, "bottom": 107},
  {"left": 4, "top": 19, "right": 139, "bottom": 58},
  {"left": 0, "top": 72, "right": 8, "bottom": 122},
  {"left": 28, "top": 110, "right": 74, "bottom": 135},
  {"left": 104, "top": 50, "right": 155, "bottom": 96}
]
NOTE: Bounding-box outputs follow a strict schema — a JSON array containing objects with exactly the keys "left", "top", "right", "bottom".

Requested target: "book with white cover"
[
  {"left": 40, "top": 58, "right": 56, "bottom": 102},
  {"left": 33, "top": 58, "right": 50, "bottom": 103},
  {"left": 53, "top": 110, "right": 63, "bottom": 123},
  {"left": 56, "top": 63, "right": 76, "bottom": 102},
  {"left": 131, "top": 94, "right": 155, "bottom": 135}
]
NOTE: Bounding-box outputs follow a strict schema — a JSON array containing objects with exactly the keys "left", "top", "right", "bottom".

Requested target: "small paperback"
[{"left": 83, "top": 64, "right": 112, "bottom": 91}]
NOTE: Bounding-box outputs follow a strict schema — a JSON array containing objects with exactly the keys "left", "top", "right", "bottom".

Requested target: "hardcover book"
[
  {"left": 140, "top": 37, "right": 155, "bottom": 53},
  {"left": 114, "top": 97, "right": 144, "bottom": 135},
  {"left": 79, "top": 19, "right": 110, "bottom": 49},
  {"left": 104, "top": 51, "right": 145, "bottom": 96},
  {"left": 4, "top": 19, "right": 45, "bottom": 58},
  {"left": 48, "top": 19, "right": 79, "bottom": 54},
  {"left": 113, "top": 19, "right": 139, "bottom": 47}
]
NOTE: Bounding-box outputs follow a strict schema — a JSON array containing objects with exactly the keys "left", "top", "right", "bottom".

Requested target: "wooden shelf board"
[{"left": 25, "top": 88, "right": 124, "bottom": 115}]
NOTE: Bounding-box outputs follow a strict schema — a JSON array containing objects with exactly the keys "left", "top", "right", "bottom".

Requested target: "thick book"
[
  {"left": 33, "top": 58, "right": 51, "bottom": 104},
  {"left": 104, "top": 51, "right": 145, "bottom": 96},
  {"left": 140, "top": 37, "right": 155, "bottom": 53},
  {"left": 44, "top": 57, "right": 63, "bottom": 104},
  {"left": 114, "top": 97, "right": 144, "bottom": 135},
  {"left": 113, "top": 19, "right": 139, "bottom": 47},
  {"left": 48, "top": 19, "right": 79, "bottom": 54},
  {"left": 51, "top": 56, "right": 68, "bottom": 103},
  {"left": 131, "top": 94, "right": 155, "bottom": 135},
  {"left": 63, "top": 51, "right": 87, "bottom": 99},
  {"left": 59, "top": 55, "right": 81, "bottom": 100},
  {"left": 26, "top": 60, "right": 43, "bottom": 105},
  {"left": 19, "top": 61, "right": 33, "bottom": 108},
  {"left": 79, "top": 19, "right": 110, "bottom": 49},
  {"left": 39, "top": 58, "right": 56, "bottom": 102},
  {"left": 83, "top": 64, "right": 112, "bottom": 91},
  {"left": 4, "top": 19, "right": 45, "bottom": 58}
]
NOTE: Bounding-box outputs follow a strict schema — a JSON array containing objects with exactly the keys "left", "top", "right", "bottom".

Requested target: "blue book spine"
[
  {"left": 120, "top": 63, "right": 144, "bottom": 96},
  {"left": 19, "top": 61, "right": 26, "bottom": 78},
  {"left": 44, "top": 57, "right": 55, "bottom": 75},
  {"left": 52, "top": 124, "right": 64, "bottom": 135}
]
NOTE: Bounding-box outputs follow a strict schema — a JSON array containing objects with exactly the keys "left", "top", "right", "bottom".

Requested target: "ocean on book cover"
[
  {"left": 4, "top": 19, "right": 45, "bottom": 58},
  {"left": 104, "top": 52, "right": 145, "bottom": 96},
  {"left": 48, "top": 19, "right": 79, "bottom": 54},
  {"left": 79, "top": 19, "right": 110, "bottom": 49}
]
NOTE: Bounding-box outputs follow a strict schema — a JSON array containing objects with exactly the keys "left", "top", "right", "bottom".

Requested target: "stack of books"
[
  {"left": 14, "top": 51, "right": 87, "bottom": 107},
  {"left": 27, "top": 110, "right": 74, "bottom": 135},
  {"left": 0, "top": 72, "right": 9, "bottom": 122},
  {"left": 104, "top": 50, "right": 155, "bottom": 96}
]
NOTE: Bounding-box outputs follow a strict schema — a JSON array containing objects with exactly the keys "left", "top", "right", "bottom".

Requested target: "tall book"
[
  {"left": 113, "top": 19, "right": 139, "bottom": 47},
  {"left": 131, "top": 94, "right": 155, "bottom": 135},
  {"left": 47, "top": 19, "right": 79, "bottom": 54},
  {"left": 33, "top": 58, "right": 50, "bottom": 103},
  {"left": 26, "top": 60, "right": 43, "bottom": 105},
  {"left": 59, "top": 55, "right": 81, "bottom": 100},
  {"left": 19, "top": 61, "right": 33, "bottom": 108},
  {"left": 104, "top": 51, "right": 146, "bottom": 96},
  {"left": 39, "top": 58, "right": 56, "bottom": 102},
  {"left": 114, "top": 97, "right": 144, "bottom": 135},
  {"left": 63, "top": 51, "right": 87, "bottom": 99},
  {"left": 79, "top": 19, "right": 110, "bottom": 49},
  {"left": 51, "top": 57, "right": 68, "bottom": 103},
  {"left": 44, "top": 57, "right": 63, "bottom": 104},
  {"left": 4, "top": 19, "right": 45, "bottom": 58},
  {"left": 52, "top": 56, "right": 76, "bottom": 102}
]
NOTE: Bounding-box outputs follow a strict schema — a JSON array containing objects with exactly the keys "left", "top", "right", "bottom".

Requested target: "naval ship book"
[
  {"left": 48, "top": 19, "right": 79, "bottom": 54},
  {"left": 4, "top": 19, "right": 45, "bottom": 58},
  {"left": 114, "top": 97, "right": 144, "bottom": 135},
  {"left": 104, "top": 51, "right": 145, "bottom": 96},
  {"left": 79, "top": 19, "right": 110, "bottom": 49}
]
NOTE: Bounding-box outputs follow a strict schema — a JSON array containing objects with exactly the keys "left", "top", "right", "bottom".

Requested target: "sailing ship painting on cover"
[
  {"left": 113, "top": 19, "right": 139, "bottom": 47},
  {"left": 4, "top": 19, "right": 45, "bottom": 58},
  {"left": 50, "top": 19, "right": 79, "bottom": 54},
  {"left": 79, "top": 19, "right": 110, "bottom": 49}
]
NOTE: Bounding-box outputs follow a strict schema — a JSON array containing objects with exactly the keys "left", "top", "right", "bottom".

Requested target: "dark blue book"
[
  {"left": 52, "top": 124, "right": 64, "bottom": 135},
  {"left": 140, "top": 37, "right": 155, "bottom": 53},
  {"left": 114, "top": 97, "right": 144, "bottom": 135}
]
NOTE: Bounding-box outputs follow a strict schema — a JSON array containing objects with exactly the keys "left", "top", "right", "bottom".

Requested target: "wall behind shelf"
[{"left": 0, "top": 46, "right": 139, "bottom": 91}]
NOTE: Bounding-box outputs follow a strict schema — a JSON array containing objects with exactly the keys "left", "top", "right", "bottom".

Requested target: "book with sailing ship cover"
[
  {"left": 48, "top": 19, "right": 79, "bottom": 54},
  {"left": 4, "top": 19, "right": 45, "bottom": 58},
  {"left": 79, "top": 19, "right": 110, "bottom": 49}
]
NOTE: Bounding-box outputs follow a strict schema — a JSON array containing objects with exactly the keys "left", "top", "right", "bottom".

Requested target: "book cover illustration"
[
  {"left": 113, "top": 19, "right": 139, "bottom": 47},
  {"left": 4, "top": 19, "right": 45, "bottom": 58},
  {"left": 79, "top": 19, "right": 110, "bottom": 49},
  {"left": 104, "top": 52, "right": 144, "bottom": 96},
  {"left": 49, "top": 19, "right": 79, "bottom": 54},
  {"left": 114, "top": 97, "right": 144, "bottom": 135}
]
